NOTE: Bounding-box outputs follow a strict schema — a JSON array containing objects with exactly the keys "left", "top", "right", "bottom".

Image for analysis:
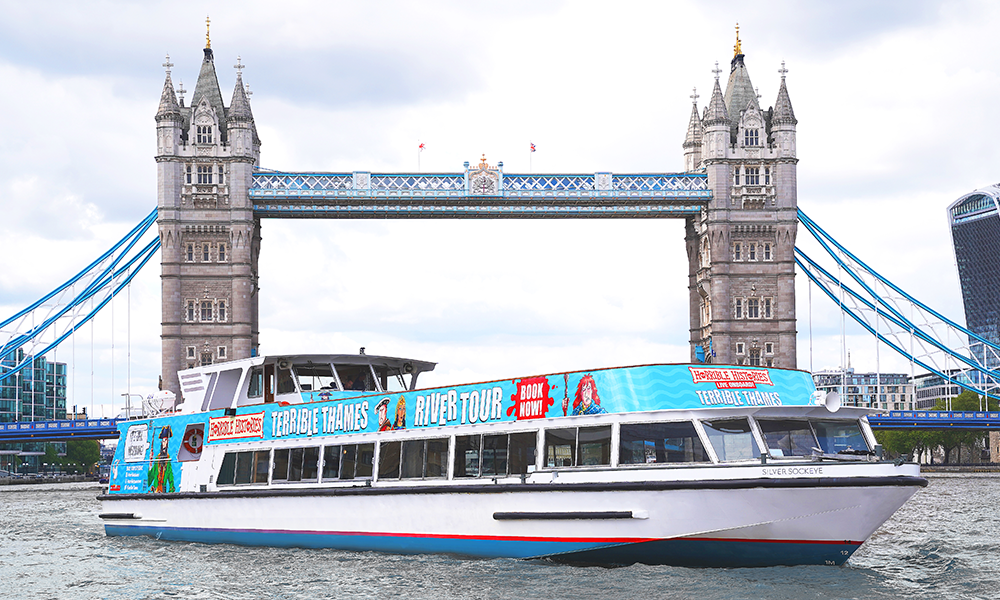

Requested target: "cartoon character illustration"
[
  {"left": 147, "top": 425, "right": 176, "bottom": 493},
  {"left": 562, "top": 374, "right": 607, "bottom": 416},
  {"left": 393, "top": 396, "right": 406, "bottom": 429},
  {"left": 376, "top": 398, "right": 392, "bottom": 432}
]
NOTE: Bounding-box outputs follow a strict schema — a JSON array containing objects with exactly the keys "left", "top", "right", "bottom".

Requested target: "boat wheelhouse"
[{"left": 99, "top": 353, "right": 925, "bottom": 567}]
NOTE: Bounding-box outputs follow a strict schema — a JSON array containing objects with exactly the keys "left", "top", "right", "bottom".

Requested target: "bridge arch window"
[{"left": 744, "top": 128, "right": 759, "bottom": 147}]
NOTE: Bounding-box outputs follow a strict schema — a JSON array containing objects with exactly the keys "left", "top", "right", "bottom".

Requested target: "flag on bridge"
[
  {"left": 530, "top": 142, "right": 536, "bottom": 152},
  {"left": 419, "top": 142, "right": 426, "bottom": 151}
]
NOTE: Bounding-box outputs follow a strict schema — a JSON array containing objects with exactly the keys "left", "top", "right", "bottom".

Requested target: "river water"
[{"left": 1, "top": 474, "right": 997, "bottom": 600}]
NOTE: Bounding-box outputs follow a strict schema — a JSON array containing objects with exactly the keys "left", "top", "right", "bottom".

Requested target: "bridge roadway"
[
  {"left": 0, "top": 418, "right": 123, "bottom": 443},
  {"left": 249, "top": 171, "right": 711, "bottom": 218},
  {"left": 868, "top": 410, "right": 1000, "bottom": 430}
]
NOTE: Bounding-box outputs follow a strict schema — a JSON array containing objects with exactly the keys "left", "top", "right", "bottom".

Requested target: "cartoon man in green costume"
[{"left": 147, "top": 425, "right": 175, "bottom": 493}]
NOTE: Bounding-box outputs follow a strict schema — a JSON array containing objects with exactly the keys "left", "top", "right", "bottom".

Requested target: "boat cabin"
[{"left": 176, "top": 352, "right": 436, "bottom": 414}]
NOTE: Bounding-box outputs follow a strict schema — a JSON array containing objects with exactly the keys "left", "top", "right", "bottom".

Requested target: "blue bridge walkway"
[
  {"left": 0, "top": 418, "right": 123, "bottom": 443},
  {"left": 868, "top": 411, "right": 1000, "bottom": 430}
]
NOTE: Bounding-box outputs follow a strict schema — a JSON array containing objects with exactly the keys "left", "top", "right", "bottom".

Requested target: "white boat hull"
[{"left": 101, "top": 463, "right": 924, "bottom": 567}]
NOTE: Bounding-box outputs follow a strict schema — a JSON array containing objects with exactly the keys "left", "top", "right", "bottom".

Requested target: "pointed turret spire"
[
  {"left": 773, "top": 61, "right": 797, "bottom": 125},
  {"left": 190, "top": 28, "right": 228, "bottom": 142},
  {"left": 229, "top": 57, "right": 253, "bottom": 122},
  {"left": 156, "top": 54, "right": 181, "bottom": 121},
  {"left": 684, "top": 87, "right": 703, "bottom": 146},
  {"left": 704, "top": 70, "right": 729, "bottom": 126}
]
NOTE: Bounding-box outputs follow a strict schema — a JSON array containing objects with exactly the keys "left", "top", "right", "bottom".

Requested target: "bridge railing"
[{"left": 0, "top": 418, "right": 121, "bottom": 434}]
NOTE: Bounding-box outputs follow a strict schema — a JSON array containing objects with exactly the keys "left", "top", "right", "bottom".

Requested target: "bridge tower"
[
  {"left": 684, "top": 34, "right": 798, "bottom": 368},
  {"left": 155, "top": 32, "right": 261, "bottom": 398}
]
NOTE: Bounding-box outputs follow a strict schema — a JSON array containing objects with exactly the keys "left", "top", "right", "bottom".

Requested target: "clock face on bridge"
[{"left": 472, "top": 175, "right": 497, "bottom": 195}]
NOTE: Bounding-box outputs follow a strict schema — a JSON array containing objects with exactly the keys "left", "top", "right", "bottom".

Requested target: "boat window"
[
  {"left": 272, "top": 446, "right": 320, "bottom": 482},
  {"left": 545, "top": 426, "right": 611, "bottom": 468},
  {"left": 398, "top": 438, "right": 448, "bottom": 479},
  {"left": 247, "top": 367, "right": 264, "bottom": 398},
  {"left": 812, "top": 420, "right": 870, "bottom": 454},
  {"left": 336, "top": 443, "right": 374, "bottom": 480},
  {"left": 322, "top": 446, "right": 340, "bottom": 479},
  {"left": 375, "top": 365, "right": 410, "bottom": 393},
  {"left": 454, "top": 432, "right": 537, "bottom": 477},
  {"left": 217, "top": 452, "right": 237, "bottom": 485},
  {"left": 276, "top": 366, "right": 296, "bottom": 395},
  {"left": 482, "top": 434, "right": 508, "bottom": 476},
  {"left": 454, "top": 436, "right": 481, "bottom": 477},
  {"left": 294, "top": 363, "right": 337, "bottom": 392},
  {"left": 218, "top": 450, "right": 270, "bottom": 486},
  {"left": 335, "top": 364, "right": 377, "bottom": 393},
  {"left": 379, "top": 441, "right": 401, "bottom": 479},
  {"left": 702, "top": 418, "right": 761, "bottom": 461},
  {"left": 757, "top": 420, "right": 817, "bottom": 457},
  {"left": 619, "top": 422, "right": 710, "bottom": 465}
]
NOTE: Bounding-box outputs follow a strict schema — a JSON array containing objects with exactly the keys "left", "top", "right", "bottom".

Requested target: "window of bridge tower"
[
  {"left": 197, "top": 165, "right": 213, "bottom": 184},
  {"left": 763, "top": 243, "right": 772, "bottom": 261},
  {"left": 201, "top": 352, "right": 213, "bottom": 367},
  {"left": 202, "top": 244, "right": 210, "bottom": 262},
  {"left": 744, "top": 129, "right": 759, "bottom": 147},
  {"left": 200, "top": 301, "right": 213, "bottom": 322},
  {"left": 745, "top": 167, "right": 760, "bottom": 185},
  {"left": 763, "top": 298, "right": 772, "bottom": 319},
  {"left": 747, "top": 298, "right": 760, "bottom": 319},
  {"left": 734, "top": 298, "right": 743, "bottom": 319},
  {"left": 196, "top": 125, "right": 213, "bottom": 144},
  {"left": 764, "top": 167, "right": 771, "bottom": 185},
  {"left": 218, "top": 244, "right": 226, "bottom": 262},
  {"left": 187, "top": 346, "right": 196, "bottom": 360},
  {"left": 186, "top": 301, "right": 195, "bottom": 322},
  {"left": 736, "top": 342, "right": 745, "bottom": 355},
  {"left": 218, "top": 300, "right": 226, "bottom": 322},
  {"left": 748, "top": 244, "right": 757, "bottom": 261},
  {"left": 186, "top": 244, "right": 193, "bottom": 262},
  {"left": 733, "top": 243, "right": 742, "bottom": 261},
  {"left": 185, "top": 164, "right": 192, "bottom": 184},
  {"left": 733, "top": 167, "right": 740, "bottom": 186}
]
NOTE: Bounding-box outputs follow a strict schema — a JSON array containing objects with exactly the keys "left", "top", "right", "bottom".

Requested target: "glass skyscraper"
[
  {"left": 0, "top": 349, "right": 67, "bottom": 474},
  {"left": 948, "top": 185, "right": 1000, "bottom": 382}
]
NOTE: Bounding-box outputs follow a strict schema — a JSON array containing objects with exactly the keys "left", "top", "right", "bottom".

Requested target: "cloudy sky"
[{"left": 0, "top": 0, "right": 995, "bottom": 416}]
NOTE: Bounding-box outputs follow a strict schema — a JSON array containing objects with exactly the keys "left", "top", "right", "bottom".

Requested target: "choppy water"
[{"left": 1, "top": 474, "right": 998, "bottom": 600}]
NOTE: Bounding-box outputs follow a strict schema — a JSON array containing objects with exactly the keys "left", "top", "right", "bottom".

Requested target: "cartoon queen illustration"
[{"left": 563, "top": 374, "right": 607, "bottom": 416}]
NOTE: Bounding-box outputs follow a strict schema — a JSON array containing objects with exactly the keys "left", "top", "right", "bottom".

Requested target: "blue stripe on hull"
[
  {"left": 104, "top": 525, "right": 861, "bottom": 567},
  {"left": 103, "top": 525, "right": 608, "bottom": 559}
]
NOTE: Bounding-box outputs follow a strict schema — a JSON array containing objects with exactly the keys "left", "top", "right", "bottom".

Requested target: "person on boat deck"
[
  {"left": 147, "top": 425, "right": 176, "bottom": 493},
  {"left": 376, "top": 398, "right": 393, "bottom": 432},
  {"left": 564, "top": 374, "right": 607, "bottom": 416}
]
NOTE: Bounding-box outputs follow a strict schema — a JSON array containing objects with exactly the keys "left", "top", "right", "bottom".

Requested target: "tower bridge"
[{"left": 155, "top": 33, "right": 799, "bottom": 399}]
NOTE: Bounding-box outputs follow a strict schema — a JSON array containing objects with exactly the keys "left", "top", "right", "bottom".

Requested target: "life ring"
[{"left": 182, "top": 428, "right": 204, "bottom": 455}]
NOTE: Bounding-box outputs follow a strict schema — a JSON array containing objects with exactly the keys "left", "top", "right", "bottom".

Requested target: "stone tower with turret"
[
  {"left": 155, "top": 28, "right": 261, "bottom": 398},
  {"left": 684, "top": 32, "right": 798, "bottom": 368}
]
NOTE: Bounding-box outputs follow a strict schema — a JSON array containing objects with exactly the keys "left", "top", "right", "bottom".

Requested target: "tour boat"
[{"left": 98, "top": 352, "right": 925, "bottom": 567}]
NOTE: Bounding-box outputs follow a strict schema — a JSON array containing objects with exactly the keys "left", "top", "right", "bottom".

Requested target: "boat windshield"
[
  {"left": 335, "top": 364, "right": 377, "bottom": 392},
  {"left": 756, "top": 419, "right": 817, "bottom": 457},
  {"left": 294, "top": 364, "right": 337, "bottom": 392},
  {"left": 812, "top": 420, "right": 870, "bottom": 455},
  {"left": 701, "top": 418, "right": 761, "bottom": 462}
]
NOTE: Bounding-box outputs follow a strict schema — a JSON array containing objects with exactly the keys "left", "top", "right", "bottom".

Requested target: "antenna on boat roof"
[{"left": 359, "top": 347, "right": 365, "bottom": 355}]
